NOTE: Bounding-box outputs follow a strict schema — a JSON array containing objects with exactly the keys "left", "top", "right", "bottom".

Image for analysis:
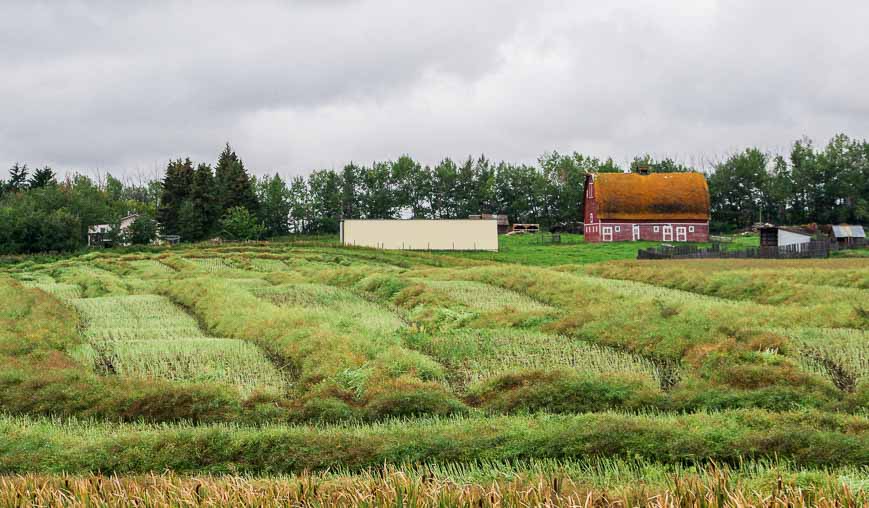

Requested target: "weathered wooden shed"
[
  {"left": 759, "top": 226, "right": 813, "bottom": 248},
  {"left": 469, "top": 214, "right": 510, "bottom": 234},
  {"left": 582, "top": 172, "right": 710, "bottom": 242},
  {"left": 831, "top": 224, "right": 865, "bottom": 247}
]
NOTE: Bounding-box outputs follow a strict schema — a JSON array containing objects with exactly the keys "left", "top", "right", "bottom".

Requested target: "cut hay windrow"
[
  {"left": 71, "top": 337, "right": 287, "bottom": 396},
  {"left": 415, "top": 329, "right": 662, "bottom": 389},
  {"left": 415, "top": 279, "right": 554, "bottom": 313},
  {"left": 70, "top": 295, "right": 205, "bottom": 341}
]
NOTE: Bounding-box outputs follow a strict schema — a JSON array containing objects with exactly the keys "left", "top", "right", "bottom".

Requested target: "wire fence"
[{"left": 638, "top": 239, "right": 838, "bottom": 260}]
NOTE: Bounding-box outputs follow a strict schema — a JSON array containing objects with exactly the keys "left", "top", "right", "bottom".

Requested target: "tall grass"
[
  {"left": 0, "top": 410, "right": 866, "bottom": 473},
  {"left": 782, "top": 327, "right": 869, "bottom": 391}
]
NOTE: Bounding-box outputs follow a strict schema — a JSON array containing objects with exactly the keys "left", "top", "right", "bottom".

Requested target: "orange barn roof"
[{"left": 592, "top": 172, "right": 710, "bottom": 221}]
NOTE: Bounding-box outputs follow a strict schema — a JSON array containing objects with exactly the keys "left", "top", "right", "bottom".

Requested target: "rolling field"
[{"left": 0, "top": 236, "right": 866, "bottom": 506}]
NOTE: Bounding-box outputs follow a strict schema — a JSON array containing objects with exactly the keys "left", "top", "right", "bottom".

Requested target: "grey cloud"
[{"left": 0, "top": 0, "right": 867, "bottom": 177}]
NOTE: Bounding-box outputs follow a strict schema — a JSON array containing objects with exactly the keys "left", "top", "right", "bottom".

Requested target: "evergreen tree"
[
  {"left": 8, "top": 163, "right": 29, "bottom": 190},
  {"left": 156, "top": 158, "right": 194, "bottom": 236},
  {"left": 28, "top": 166, "right": 56, "bottom": 189},
  {"left": 185, "top": 163, "right": 219, "bottom": 241},
  {"left": 214, "top": 143, "right": 258, "bottom": 215},
  {"left": 176, "top": 200, "right": 205, "bottom": 243}
]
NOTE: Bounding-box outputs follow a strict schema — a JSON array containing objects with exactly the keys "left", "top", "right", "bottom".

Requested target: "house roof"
[
  {"left": 832, "top": 224, "right": 865, "bottom": 238},
  {"left": 591, "top": 172, "right": 710, "bottom": 221}
]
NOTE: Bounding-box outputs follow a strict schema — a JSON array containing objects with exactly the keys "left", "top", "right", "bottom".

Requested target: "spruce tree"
[
  {"left": 184, "top": 163, "right": 219, "bottom": 241},
  {"left": 8, "top": 163, "right": 29, "bottom": 190},
  {"left": 28, "top": 166, "right": 56, "bottom": 189},
  {"left": 214, "top": 143, "right": 258, "bottom": 215},
  {"left": 156, "top": 158, "right": 194, "bottom": 236}
]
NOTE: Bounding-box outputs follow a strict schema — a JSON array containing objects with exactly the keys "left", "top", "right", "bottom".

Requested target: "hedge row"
[{"left": 1, "top": 410, "right": 866, "bottom": 474}]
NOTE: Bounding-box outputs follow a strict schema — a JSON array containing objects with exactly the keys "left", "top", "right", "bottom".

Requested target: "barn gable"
[{"left": 589, "top": 172, "right": 710, "bottom": 221}]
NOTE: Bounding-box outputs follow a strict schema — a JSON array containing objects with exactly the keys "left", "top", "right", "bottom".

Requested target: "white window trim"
[
  {"left": 615, "top": 226, "right": 621, "bottom": 232},
  {"left": 654, "top": 226, "right": 660, "bottom": 232},
  {"left": 689, "top": 226, "right": 695, "bottom": 232}
]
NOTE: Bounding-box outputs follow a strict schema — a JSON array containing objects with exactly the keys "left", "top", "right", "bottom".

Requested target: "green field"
[{"left": 0, "top": 236, "right": 866, "bottom": 506}]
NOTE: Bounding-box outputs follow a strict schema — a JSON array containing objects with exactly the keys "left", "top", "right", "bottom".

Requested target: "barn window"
[
  {"left": 689, "top": 226, "right": 695, "bottom": 232},
  {"left": 615, "top": 226, "right": 621, "bottom": 232},
  {"left": 654, "top": 226, "right": 660, "bottom": 232},
  {"left": 590, "top": 212, "right": 594, "bottom": 222}
]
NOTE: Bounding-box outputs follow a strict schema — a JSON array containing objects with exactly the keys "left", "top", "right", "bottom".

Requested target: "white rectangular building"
[{"left": 340, "top": 219, "right": 498, "bottom": 251}]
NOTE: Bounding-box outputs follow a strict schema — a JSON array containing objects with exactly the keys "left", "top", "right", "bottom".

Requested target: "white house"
[{"left": 87, "top": 213, "right": 140, "bottom": 247}]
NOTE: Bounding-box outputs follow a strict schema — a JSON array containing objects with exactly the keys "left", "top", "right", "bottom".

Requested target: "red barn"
[{"left": 583, "top": 172, "right": 710, "bottom": 242}]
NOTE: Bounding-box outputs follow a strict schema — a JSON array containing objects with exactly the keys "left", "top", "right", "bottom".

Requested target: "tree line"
[{"left": 1, "top": 134, "right": 867, "bottom": 254}]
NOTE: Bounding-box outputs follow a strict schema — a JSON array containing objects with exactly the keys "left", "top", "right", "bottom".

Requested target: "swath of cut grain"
[
  {"left": 254, "top": 283, "right": 404, "bottom": 335},
  {"left": 71, "top": 338, "right": 286, "bottom": 396},
  {"left": 416, "top": 279, "right": 554, "bottom": 313},
  {"left": 420, "top": 329, "right": 661, "bottom": 388},
  {"left": 70, "top": 295, "right": 204, "bottom": 341}
]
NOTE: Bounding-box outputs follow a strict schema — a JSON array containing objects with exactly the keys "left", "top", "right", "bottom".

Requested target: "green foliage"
[
  {"left": 7, "top": 163, "right": 29, "bottom": 191},
  {"left": 215, "top": 143, "right": 258, "bottom": 216},
  {"left": 0, "top": 410, "right": 866, "bottom": 474},
  {"left": 27, "top": 166, "right": 56, "bottom": 189},
  {"left": 256, "top": 173, "right": 292, "bottom": 237},
  {"left": 156, "top": 158, "right": 195, "bottom": 236},
  {"left": 125, "top": 213, "right": 157, "bottom": 245},
  {"left": 220, "top": 206, "right": 266, "bottom": 241},
  {"left": 467, "top": 369, "right": 661, "bottom": 414}
]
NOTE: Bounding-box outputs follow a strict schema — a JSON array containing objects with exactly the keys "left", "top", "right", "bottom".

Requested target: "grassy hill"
[{"left": 0, "top": 237, "right": 866, "bottom": 506}]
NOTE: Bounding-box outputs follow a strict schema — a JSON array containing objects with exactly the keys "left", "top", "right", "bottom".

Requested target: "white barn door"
[
  {"left": 632, "top": 224, "right": 640, "bottom": 241},
  {"left": 662, "top": 225, "right": 673, "bottom": 242},
  {"left": 676, "top": 227, "right": 687, "bottom": 242},
  {"left": 602, "top": 226, "right": 613, "bottom": 242}
]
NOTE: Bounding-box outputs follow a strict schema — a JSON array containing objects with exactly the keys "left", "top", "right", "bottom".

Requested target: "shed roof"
[
  {"left": 591, "top": 172, "right": 710, "bottom": 221},
  {"left": 762, "top": 226, "right": 814, "bottom": 237},
  {"left": 832, "top": 224, "right": 865, "bottom": 238}
]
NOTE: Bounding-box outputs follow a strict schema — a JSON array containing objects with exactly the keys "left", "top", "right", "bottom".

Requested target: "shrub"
[
  {"left": 467, "top": 369, "right": 662, "bottom": 414},
  {"left": 220, "top": 207, "right": 265, "bottom": 241}
]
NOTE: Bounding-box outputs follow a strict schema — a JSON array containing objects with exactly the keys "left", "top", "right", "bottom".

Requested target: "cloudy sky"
[{"left": 2, "top": 0, "right": 868, "bottom": 179}]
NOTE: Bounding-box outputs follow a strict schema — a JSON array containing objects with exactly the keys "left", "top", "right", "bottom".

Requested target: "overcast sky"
[{"left": 2, "top": 0, "right": 868, "bottom": 179}]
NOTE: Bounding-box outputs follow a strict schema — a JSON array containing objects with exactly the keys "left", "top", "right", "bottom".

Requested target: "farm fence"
[{"left": 637, "top": 239, "right": 836, "bottom": 260}]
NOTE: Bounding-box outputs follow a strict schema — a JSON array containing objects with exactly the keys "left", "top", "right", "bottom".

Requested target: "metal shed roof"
[{"left": 832, "top": 225, "right": 865, "bottom": 238}]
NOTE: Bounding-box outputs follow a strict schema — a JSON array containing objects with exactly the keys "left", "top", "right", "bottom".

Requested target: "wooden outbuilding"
[
  {"left": 759, "top": 226, "right": 814, "bottom": 248},
  {"left": 582, "top": 172, "right": 710, "bottom": 242},
  {"left": 831, "top": 224, "right": 865, "bottom": 247},
  {"left": 468, "top": 214, "right": 510, "bottom": 234}
]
